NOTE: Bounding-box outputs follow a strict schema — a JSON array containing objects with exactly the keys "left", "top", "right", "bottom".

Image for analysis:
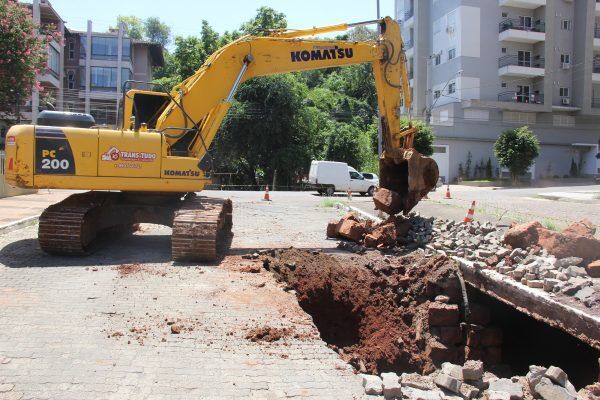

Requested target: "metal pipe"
[{"left": 226, "top": 60, "right": 250, "bottom": 102}]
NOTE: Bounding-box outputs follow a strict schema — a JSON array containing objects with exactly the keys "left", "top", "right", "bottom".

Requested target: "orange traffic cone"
[
  {"left": 445, "top": 185, "right": 452, "bottom": 199},
  {"left": 263, "top": 185, "right": 271, "bottom": 201},
  {"left": 347, "top": 189, "right": 352, "bottom": 200},
  {"left": 464, "top": 201, "right": 476, "bottom": 224}
]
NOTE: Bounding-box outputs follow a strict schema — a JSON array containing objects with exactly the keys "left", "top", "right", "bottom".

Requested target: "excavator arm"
[{"left": 123, "top": 17, "right": 438, "bottom": 213}]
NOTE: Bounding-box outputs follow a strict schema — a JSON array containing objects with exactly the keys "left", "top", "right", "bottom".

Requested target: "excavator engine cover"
[{"left": 377, "top": 148, "right": 439, "bottom": 215}]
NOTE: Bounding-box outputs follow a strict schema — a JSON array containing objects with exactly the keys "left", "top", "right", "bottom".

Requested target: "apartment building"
[
  {"left": 64, "top": 23, "right": 164, "bottom": 126},
  {"left": 396, "top": 0, "right": 600, "bottom": 183}
]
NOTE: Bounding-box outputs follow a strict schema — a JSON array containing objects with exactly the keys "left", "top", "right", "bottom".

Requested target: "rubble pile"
[
  {"left": 327, "top": 212, "right": 600, "bottom": 308},
  {"left": 327, "top": 212, "right": 434, "bottom": 252},
  {"left": 360, "top": 361, "right": 591, "bottom": 399}
]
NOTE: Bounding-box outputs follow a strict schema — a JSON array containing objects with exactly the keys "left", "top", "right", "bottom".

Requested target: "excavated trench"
[
  {"left": 467, "top": 287, "right": 600, "bottom": 388},
  {"left": 262, "top": 248, "right": 599, "bottom": 387}
]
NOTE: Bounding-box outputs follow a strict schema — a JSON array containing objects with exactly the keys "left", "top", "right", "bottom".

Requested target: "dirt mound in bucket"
[{"left": 261, "top": 248, "right": 460, "bottom": 375}]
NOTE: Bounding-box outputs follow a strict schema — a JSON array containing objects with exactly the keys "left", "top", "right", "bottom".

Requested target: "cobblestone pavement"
[{"left": 0, "top": 191, "right": 364, "bottom": 399}]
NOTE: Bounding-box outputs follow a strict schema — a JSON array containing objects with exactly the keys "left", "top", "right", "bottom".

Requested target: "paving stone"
[
  {"left": 459, "top": 382, "right": 479, "bottom": 400},
  {"left": 555, "top": 257, "right": 583, "bottom": 268},
  {"left": 489, "top": 378, "right": 524, "bottom": 400},
  {"left": 544, "top": 366, "right": 568, "bottom": 387},
  {"left": 526, "top": 365, "right": 547, "bottom": 394},
  {"left": 441, "top": 362, "right": 463, "bottom": 380},
  {"left": 401, "top": 386, "right": 444, "bottom": 400},
  {"left": 434, "top": 373, "right": 461, "bottom": 394},
  {"left": 462, "top": 360, "right": 484, "bottom": 381},
  {"left": 400, "top": 373, "right": 436, "bottom": 391},
  {"left": 361, "top": 374, "right": 383, "bottom": 395},
  {"left": 535, "top": 377, "right": 577, "bottom": 400},
  {"left": 381, "top": 372, "right": 402, "bottom": 399}
]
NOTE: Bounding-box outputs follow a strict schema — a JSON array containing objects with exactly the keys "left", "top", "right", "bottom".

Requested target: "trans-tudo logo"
[{"left": 291, "top": 46, "right": 354, "bottom": 63}]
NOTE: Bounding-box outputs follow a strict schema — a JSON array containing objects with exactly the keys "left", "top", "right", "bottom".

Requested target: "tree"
[
  {"left": 485, "top": 158, "right": 493, "bottom": 179},
  {"left": 212, "top": 74, "right": 320, "bottom": 186},
  {"left": 465, "top": 151, "right": 472, "bottom": 179},
  {"left": 144, "top": 17, "right": 171, "bottom": 46},
  {"left": 115, "top": 15, "right": 144, "bottom": 39},
  {"left": 324, "top": 123, "right": 372, "bottom": 169},
  {"left": 240, "top": 6, "right": 287, "bottom": 35},
  {"left": 0, "top": 0, "right": 53, "bottom": 117},
  {"left": 200, "top": 20, "right": 220, "bottom": 56},
  {"left": 494, "top": 126, "right": 540, "bottom": 182},
  {"left": 400, "top": 118, "right": 435, "bottom": 156},
  {"left": 173, "top": 36, "right": 206, "bottom": 79}
]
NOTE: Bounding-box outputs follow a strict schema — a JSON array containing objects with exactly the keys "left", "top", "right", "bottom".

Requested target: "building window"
[
  {"left": 501, "top": 47, "right": 507, "bottom": 54},
  {"left": 67, "top": 70, "right": 75, "bottom": 90},
  {"left": 448, "top": 82, "right": 456, "bottom": 94},
  {"left": 503, "top": 111, "right": 536, "bottom": 124},
  {"left": 559, "top": 87, "right": 569, "bottom": 97},
  {"left": 434, "top": 90, "right": 441, "bottom": 99},
  {"left": 501, "top": 12, "right": 508, "bottom": 18},
  {"left": 501, "top": 82, "right": 507, "bottom": 88},
  {"left": 68, "top": 39, "right": 75, "bottom": 60},
  {"left": 48, "top": 46, "right": 60, "bottom": 75},
  {"left": 560, "top": 54, "right": 571, "bottom": 65},
  {"left": 122, "top": 38, "right": 132, "bottom": 61},
  {"left": 91, "top": 36, "right": 118, "bottom": 60},
  {"left": 79, "top": 36, "right": 86, "bottom": 59},
  {"left": 91, "top": 66, "right": 118, "bottom": 91},
  {"left": 121, "top": 68, "right": 132, "bottom": 90},
  {"left": 434, "top": 54, "right": 441, "bottom": 66},
  {"left": 553, "top": 114, "right": 574, "bottom": 127},
  {"left": 448, "top": 48, "right": 456, "bottom": 60},
  {"left": 561, "top": 19, "right": 572, "bottom": 31},
  {"left": 80, "top": 67, "right": 86, "bottom": 88}
]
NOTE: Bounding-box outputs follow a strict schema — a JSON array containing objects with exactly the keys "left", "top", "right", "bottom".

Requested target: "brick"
[
  {"left": 426, "top": 339, "right": 457, "bottom": 365},
  {"left": 586, "top": 260, "right": 600, "bottom": 278},
  {"left": 400, "top": 373, "right": 436, "bottom": 391},
  {"left": 337, "top": 220, "right": 366, "bottom": 242},
  {"left": 428, "top": 303, "right": 459, "bottom": 326},
  {"left": 326, "top": 220, "right": 338, "bottom": 238},
  {"left": 440, "top": 326, "right": 462, "bottom": 345},
  {"left": 459, "top": 382, "right": 480, "bottom": 400},
  {"left": 489, "top": 378, "right": 523, "bottom": 400}
]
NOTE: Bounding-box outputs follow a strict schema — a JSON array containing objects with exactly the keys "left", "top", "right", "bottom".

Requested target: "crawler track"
[
  {"left": 172, "top": 196, "right": 233, "bottom": 261},
  {"left": 38, "top": 192, "right": 233, "bottom": 261}
]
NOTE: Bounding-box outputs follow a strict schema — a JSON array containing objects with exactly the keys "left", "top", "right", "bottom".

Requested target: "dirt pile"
[
  {"left": 261, "top": 248, "right": 488, "bottom": 375},
  {"left": 504, "top": 219, "right": 600, "bottom": 269}
]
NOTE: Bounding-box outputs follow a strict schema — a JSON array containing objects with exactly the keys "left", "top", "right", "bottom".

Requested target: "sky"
[{"left": 49, "top": 0, "right": 396, "bottom": 41}]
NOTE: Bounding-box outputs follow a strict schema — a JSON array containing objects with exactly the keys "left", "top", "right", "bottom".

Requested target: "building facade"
[
  {"left": 64, "top": 23, "right": 163, "bottom": 126},
  {"left": 396, "top": 0, "right": 600, "bottom": 182}
]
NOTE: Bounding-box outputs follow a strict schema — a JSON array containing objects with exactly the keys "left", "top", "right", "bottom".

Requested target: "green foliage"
[
  {"left": 240, "top": 7, "right": 287, "bottom": 35},
  {"left": 400, "top": 118, "right": 435, "bottom": 156},
  {"left": 0, "top": 0, "right": 53, "bottom": 116},
  {"left": 493, "top": 126, "right": 540, "bottom": 181},
  {"left": 173, "top": 36, "right": 206, "bottom": 79},
  {"left": 144, "top": 17, "right": 171, "bottom": 46},
  {"left": 116, "top": 15, "right": 144, "bottom": 39},
  {"left": 115, "top": 16, "right": 171, "bottom": 45},
  {"left": 324, "top": 123, "right": 372, "bottom": 169}
]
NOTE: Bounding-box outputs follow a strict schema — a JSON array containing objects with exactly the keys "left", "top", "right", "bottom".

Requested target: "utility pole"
[{"left": 376, "top": 0, "right": 383, "bottom": 156}]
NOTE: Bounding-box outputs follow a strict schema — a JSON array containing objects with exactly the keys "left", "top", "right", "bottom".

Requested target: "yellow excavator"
[{"left": 3, "top": 16, "right": 438, "bottom": 261}]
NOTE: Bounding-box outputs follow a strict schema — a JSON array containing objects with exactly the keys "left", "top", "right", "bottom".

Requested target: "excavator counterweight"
[{"left": 3, "top": 16, "right": 437, "bottom": 260}]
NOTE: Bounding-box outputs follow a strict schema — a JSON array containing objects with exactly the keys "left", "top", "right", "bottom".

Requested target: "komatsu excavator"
[{"left": 3, "top": 16, "right": 438, "bottom": 261}]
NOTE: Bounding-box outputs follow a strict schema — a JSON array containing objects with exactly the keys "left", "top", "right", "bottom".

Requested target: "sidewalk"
[{"left": 0, "top": 190, "right": 81, "bottom": 227}]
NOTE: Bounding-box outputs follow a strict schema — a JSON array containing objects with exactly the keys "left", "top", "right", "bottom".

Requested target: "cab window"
[{"left": 349, "top": 171, "right": 362, "bottom": 180}]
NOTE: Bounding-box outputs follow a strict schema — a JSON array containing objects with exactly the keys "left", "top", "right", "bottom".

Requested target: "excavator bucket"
[{"left": 376, "top": 147, "right": 439, "bottom": 215}]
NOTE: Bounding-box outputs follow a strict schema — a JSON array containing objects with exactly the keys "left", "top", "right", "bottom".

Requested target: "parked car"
[
  {"left": 360, "top": 172, "right": 379, "bottom": 186},
  {"left": 308, "top": 161, "right": 376, "bottom": 196}
]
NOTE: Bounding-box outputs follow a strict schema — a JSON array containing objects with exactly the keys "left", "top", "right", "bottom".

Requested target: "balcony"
[
  {"left": 404, "top": 9, "right": 414, "bottom": 20},
  {"left": 596, "top": 0, "right": 600, "bottom": 16},
  {"left": 499, "top": 0, "right": 545, "bottom": 8},
  {"left": 592, "top": 98, "right": 600, "bottom": 108},
  {"left": 498, "top": 91, "right": 544, "bottom": 105},
  {"left": 498, "top": 55, "right": 545, "bottom": 77},
  {"left": 594, "top": 26, "right": 600, "bottom": 50},
  {"left": 499, "top": 18, "right": 545, "bottom": 43}
]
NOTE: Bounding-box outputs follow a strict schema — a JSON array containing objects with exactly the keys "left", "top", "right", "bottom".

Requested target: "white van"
[{"left": 308, "top": 161, "right": 376, "bottom": 196}]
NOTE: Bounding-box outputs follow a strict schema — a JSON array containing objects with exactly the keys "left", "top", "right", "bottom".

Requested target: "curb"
[
  {"left": 334, "top": 202, "right": 383, "bottom": 224},
  {"left": 0, "top": 215, "right": 40, "bottom": 236}
]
